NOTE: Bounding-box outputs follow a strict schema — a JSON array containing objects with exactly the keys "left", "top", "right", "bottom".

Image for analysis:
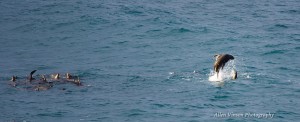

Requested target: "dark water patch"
[
  {"left": 170, "top": 28, "right": 193, "bottom": 33},
  {"left": 119, "top": 5, "right": 145, "bottom": 16},
  {"left": 262, "top": 50, "right": 286, "bottom": 55},
  {"left": 188, "top": 105, "right": 205, "bottom": 110},
  {"left": 241, "top": 35, "right": 263, "bottom": 39},
  {"left": 252, "top": 11, "right": 268, "bottom": 18},
  {"left": 264, "top": 43, "right": 290, "bottom": 48},
  {"left": 127, "top": 75, "right": 146, "bottom": 82},
  {"left": 266, "top": 24, "right": 289, "bottom": 31},
  {"left": 125, "top": 10, "right": 144, "bottom": 16},
  {"left": 86, "top": 2, "right": 107, "bottom": 9},
  {"left": 280, "top": 9, "right": 299, "bottom": 14},
  {"left": 146, "top": 29, "right": 162, "bottom": 33},
  {"left": 294, "top": 89, "right": 300, "bottom": 93},
  {"left": 275, "top": 110, "right": 299, "bottom": 120},
  {"left": 76, "top": 69, "right": 102, "bottom": 79},
  {"left": 265, "top": 61, "right": 278, "bottom": 65},
  {"left": 164, "top": 58, "right": 183, "bottom": 62},
  {"left": 203, "top": 103, "right": 216, "bottom": 108},
  {"left": 132, "top": 43, "right": 151, "bottom": 48},
  {"left": 195, "top": 27, "right": 210, "bottom": 34},
  {"left": 37, "top": 111, "right": 68, "bottom": 117},
  {"left": 111, "top": 40, "right": 129, "bottom": 45},
  {"left": 276, "top": 67, "right": 290, "bottom": 71},
  {"left": 213, "top": 95, "right": 230, "bottom": 99},
  {"left": 132, "top": 34, "right": 146, "bottom": 39},
  {"left": 35, "top": 65, "right": 57, "bottom": 71},
  {"left": 126, "top": 109, "right": 147, "bottom": 117},
  {"left": 53, "top": 21, "right": 76, "bottom": 29},
  {"left": 174, "top": 90, "right": 192, "bottom": 94},
  {"left": 151, "top": 103, "right": 172, "bottom": 108},
  {"left": 37, "top": 42, "right": 50, "bottom": 47},
  {"left": 79, "top": 15, "right": 110, "bottom": 25},
  {"left": 207, "top": 38, "right": 238, "bottom": 45},
  {"left": 274, "top": 24, "right": 289, "bottom": 29},
  {"left": 11, "top": 23, "right": 37, "bottom": 32},
  {"left": 209, "top": 95, "right": 230, "bottom": 102}
]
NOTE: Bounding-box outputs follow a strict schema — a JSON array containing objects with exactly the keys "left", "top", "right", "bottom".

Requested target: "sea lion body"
[{"left": 214, "top": 54, "right": 234, "bottom": 78}]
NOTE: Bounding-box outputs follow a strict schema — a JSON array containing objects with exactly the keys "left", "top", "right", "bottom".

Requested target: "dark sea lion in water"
[
  {"left": 11, "top": 76, "right": 17, "bottom": 82},
  {"left": 214, "top": 54, "right": 234, "bottom": 78},
  {"left": 66, "top": 73, "right": 80, "bottom": 80},
  {"left": 231, "top": 69, "right": 237, "bottom": 80},
  {"left": 10, "top": 76, "right": 17, "bottom": 87},
  {"left": 73, "top": 77, "right": 82, "bottom": 86},
  {"left": 7, "top": 70, "right": 82, "bottom": 91},
  {"left": 66, "top": 73, "right": 72, "bottom": 79},
  {"left": 52, "top": 73, "right": 60, "bottom": 80},
  {"left": 28, "top": 70, "right": 37, "bottom": 81},
  {"left": 34, "top": 75, "right": 53, "bottom": 91},
  {"left": 34, "top": 84, "right": 52, "bottom": 91},
  {"left": 41, "top": 74, "right": 47, "bottom": 82}
]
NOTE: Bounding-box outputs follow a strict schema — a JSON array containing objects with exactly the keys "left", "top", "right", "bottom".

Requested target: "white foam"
[
  {"left": 208, "top": 60, "right": 236, "bottom": 82},
  {"left": 209, "top": 71, "right": 224, "bottom": 82}
]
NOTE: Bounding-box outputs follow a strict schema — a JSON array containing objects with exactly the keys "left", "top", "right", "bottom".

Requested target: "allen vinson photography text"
[{"left": 214, "top": 112, "right": 275, "bottom": 119}]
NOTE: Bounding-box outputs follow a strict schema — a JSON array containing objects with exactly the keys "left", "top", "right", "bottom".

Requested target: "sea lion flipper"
[
  {"left": 29, "top": 70, "right": 37, "bottom": 81},
  {"left": 30, "top": 70, "right": 37, "bottom": 76}
]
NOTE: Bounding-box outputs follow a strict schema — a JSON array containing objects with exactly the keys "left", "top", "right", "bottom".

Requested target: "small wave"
[
  {"left": 280, "top": 10, "right": 299, "bottom": 14},
  {"left": 266, "top": 24, "right": 289, "bottom": 31},
  {"left": 264, "top": 44, "right": 280, "bottom": 48},
  {"left": 262, "top": 50, "right": 286, "bottom": 55},
  {"left": 274, "top": 24, "right": 288, "bottom": 29},
  {"left": 125, "top": 10, "right": 144, "bottom": 15},
  {"left": 170, "top": 28, "right": 193, "bottom": 33}
]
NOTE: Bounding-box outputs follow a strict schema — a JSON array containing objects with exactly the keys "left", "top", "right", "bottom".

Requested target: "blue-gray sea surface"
[{"left": 0, "top": 0, "right": 299, "bottom": 121}]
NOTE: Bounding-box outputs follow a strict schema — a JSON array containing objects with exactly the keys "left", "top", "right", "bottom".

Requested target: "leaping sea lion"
[{"left": 214, "top": 54, "right": 234, "bottom": 78}]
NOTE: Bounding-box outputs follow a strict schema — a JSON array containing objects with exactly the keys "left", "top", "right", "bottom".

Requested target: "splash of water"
[{"left": 208, "top": 60, "right": 236, "bottom": 82}]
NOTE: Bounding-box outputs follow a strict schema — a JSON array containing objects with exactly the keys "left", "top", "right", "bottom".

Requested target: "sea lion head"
[
  {"left": 54, "top": 73, "right": 60, "bottom": 79},
  {"left": 66, "top": 73, "right": 72, "bottom": 79},
  {"left": 11, "top": 76, "right": 17, "bottom": 82},
  {"left": 214, "top": 54, "right": 221, "bottom": 61},
  {"left": 41, "top": 74, "right": 47, "bottom": 82}
]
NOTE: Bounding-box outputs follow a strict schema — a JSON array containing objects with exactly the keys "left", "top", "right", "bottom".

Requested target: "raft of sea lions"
[{"left": 9, "top": 70, "right": 82, "bottom": 91}]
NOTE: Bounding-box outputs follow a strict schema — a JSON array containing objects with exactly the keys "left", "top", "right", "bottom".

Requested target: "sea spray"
[{"left": 209, "top": 60, "right": 236, "bottom": 82}]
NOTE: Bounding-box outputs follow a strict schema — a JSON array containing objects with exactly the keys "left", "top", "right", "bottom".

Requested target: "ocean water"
[{"left": 0, "top": 0, "right": 299, "bottom": 121}]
